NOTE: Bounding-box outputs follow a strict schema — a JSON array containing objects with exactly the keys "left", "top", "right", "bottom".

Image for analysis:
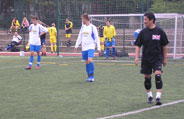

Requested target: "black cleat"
[
  {"left": 156, "top": 98, "right": 162, "bottom": 105},
  {"left": 148, "top": 96, "right": 153, "bottom": 104}
]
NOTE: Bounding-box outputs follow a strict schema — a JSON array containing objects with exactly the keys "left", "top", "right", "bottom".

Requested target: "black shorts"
[
  {"left": 41, "top": 39, "right": 46, "bottom": 46},
  {"left": 141, "top": 60, "right": 163, "bottom": 75}
]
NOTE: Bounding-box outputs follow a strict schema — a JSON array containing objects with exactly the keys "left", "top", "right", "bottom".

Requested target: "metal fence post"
[{"left": 56, "top": 0, "right": 60, "bottom": 56}]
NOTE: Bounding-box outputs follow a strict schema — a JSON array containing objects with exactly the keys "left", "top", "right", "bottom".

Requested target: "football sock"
[
  {"left": 106, "top": 48, "right": 109, "bottom": 58},
  {"left": 89, "top": 62, "right": 94, "bottom": 78},
  {"left": 156, "top": 92, "right": 162, "bottom": 99},
  {"left": 29, "top": 56, "right": 34, "bottom": 67},
  {"left": 37, "top": 55, "right": 41, "bottom": 67},
  {"left": 54, "top": 45, "right": 57, "bottom": 52},
  {"left": 7, "top": 45, "right": 11, "bottom": 50},
  {"left": 51, "top": 45, "right": 53, "bottom": 52},
  {"left": 86, "top": 64, "right": 90, "bottom": 76},
  {"left": 147, "top": 91, "right": 153, "bottom": 98},
  {"left": 112, "top": 47, "right": 116, "bottom": 56}
]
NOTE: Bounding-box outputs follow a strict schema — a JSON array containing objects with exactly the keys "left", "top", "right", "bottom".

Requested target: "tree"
[{"left": 150, "top": 0, "right": 184, "bottom": 13}]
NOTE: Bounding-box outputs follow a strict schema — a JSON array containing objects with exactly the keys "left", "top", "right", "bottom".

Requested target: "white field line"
[
  {"left": 97, "top": 99, "right": 184, "bottom": 119},
  {"left": 0, "top": 64, "right": 49, "bottom": 69}
]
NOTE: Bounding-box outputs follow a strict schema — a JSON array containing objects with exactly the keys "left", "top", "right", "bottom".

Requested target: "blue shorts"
[
  {"left": 30, "top": 45, "right": 41, "bottom": 52},
  {"left": 82, "top": 49, "right": 95, "bottom": 60},
  {"left": 41, "top": 39, "right": 46, "bottom": 45},
  {"left": 106, "top": 37, "right": 115, "bottom": 47}
]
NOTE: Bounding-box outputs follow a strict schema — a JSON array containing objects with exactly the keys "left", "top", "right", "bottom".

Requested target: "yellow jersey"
[
  {"left": 48, "top": 27, "right": 57, "bottom": 37},
  {"left": 103, "top": 25, "right": 116, "bottom": 40},
  {"left": 11, "top": 20, "right": 20, "bottom": 27}
]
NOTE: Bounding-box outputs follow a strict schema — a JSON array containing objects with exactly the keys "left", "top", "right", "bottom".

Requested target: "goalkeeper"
[{"left": 104, "top": 20, "right": 116, "bottom": 60}]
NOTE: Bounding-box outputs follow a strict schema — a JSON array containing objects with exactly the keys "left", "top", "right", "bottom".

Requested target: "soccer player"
[
  {"left": 134, "top": 12, "right": 169, "bottom": 105},
  {"left": 25, "top": 16, "right": 48, "bottom": 70},
  {"left": 40, "top": 24, "right": 47, "bottom": 56},
  {"left": 104, "top": 20, "right": 116, "bottom": 60},
  {"left": 99, "top": 25, "right": 105, "bottom": 56},
  {"left": 65, "top": 18, "right": 73, "bottom": 47},
  {"left": 74, "top": 13, "right": 100, "bottom": 82},
  {"left": 48, "top": 23, "right": 57, "bottom": 53}
]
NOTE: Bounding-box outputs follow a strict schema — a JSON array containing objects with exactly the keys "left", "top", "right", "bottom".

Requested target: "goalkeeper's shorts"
[{"left": 106, "top": 37, "right": 115, "bottom": 47}]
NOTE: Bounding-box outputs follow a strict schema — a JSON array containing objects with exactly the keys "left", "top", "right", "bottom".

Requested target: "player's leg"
[
  {"left": 141, "top": 61, "right": 153, "bottom": 103},
  {"left": 153, "top": 62, "right": 163, "bottom": 105},
  {"left": 41, "top": 44, "right": 46, "bottom": 56},
  {"left": 112, "top": 37, "right": 116, "bottom": 60},
  {"left": 66, "top": 34, "right": 69, "bottom": 47},
  {"left": 41, "top": 39, "right": 46, "bottom": 56},
  {"left": 105, "top": 39, "right": 110, "bottom": 60},
  {"left": 67, "top": 34, "right": 71, "bottom": 47},
  {"left": 50, "top": 37, "right": 54, "bottom": 53},
  {"left": 36, "top": 45, "right": 41, "bottom": 69},
  {"left": 25, "top": 45, "right": 35, "bottom": 70},
  {"left": 53, "top": 36, "right": 57, "bottom": 53},
  {"left": 87, "top": 49, "right": 95, "bottom": 82},
  {"left": 82, "top": 51, "right": 90, "bottom": 81},
  {"left": 100, "top": 37, "right": 105, "bottom": 56},
  {"left": 54, "top": 43, "right": 57, "bottom": 53}
]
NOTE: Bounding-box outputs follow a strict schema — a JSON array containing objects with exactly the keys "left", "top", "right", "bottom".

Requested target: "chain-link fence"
[{"left": 0, "top": 0, "right": 184, "bottom": 58}]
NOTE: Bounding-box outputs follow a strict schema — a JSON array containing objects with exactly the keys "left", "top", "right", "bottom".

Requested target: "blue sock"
[
  {"left": 29, "top": 56, "right": 34, "bottom": 67},
  {"left": 6, "top": 45, "right": 11, "bottom": 50},
  {"left": 86, "top": 64, "right": 90, "bottom": 76},
  {"left": 113, "top": 47, "right": 116, "bottom": 56},
  {"left": 37, "top": 55, "right": 41, "bottom": 67},
  {"left": 89, "top": 62, "right": 94, "bottom": 78},
  {"left": 106, "top": 48, "right": 109, "bottom": 58}
]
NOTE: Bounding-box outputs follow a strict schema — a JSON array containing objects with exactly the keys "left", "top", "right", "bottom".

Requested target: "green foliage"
[{"left": 151, "top": 0, "right": 184, "bottom": 13}]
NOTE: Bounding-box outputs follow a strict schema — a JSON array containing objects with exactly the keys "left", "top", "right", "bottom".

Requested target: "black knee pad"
[
  {"left": 155, "top": 74, "right": 163, "bottom": 89},
  {"left": 144, "top": 77, "right": 152, "bottom": 90}
]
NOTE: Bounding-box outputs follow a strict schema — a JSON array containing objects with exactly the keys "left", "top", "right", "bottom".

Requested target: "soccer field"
[{"left": 0, "top": 56, "right": 184, "bottom": 119}]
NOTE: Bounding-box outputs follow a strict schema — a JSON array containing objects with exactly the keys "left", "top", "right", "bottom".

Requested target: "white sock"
[
  {"left": 156, "top": 92, "right": 162, "bottom": 99},
  {"left": 147, "top": 91, "right": 153, "bottom": 98}
]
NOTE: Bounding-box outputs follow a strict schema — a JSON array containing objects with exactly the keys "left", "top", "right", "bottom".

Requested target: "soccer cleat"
[
  {"left": 156, "top": 98, "right": 162, "bottom": 105},
  {"left": 25, "top": 66, "right": 32, "bottom": 70},
  {"left": 89, "top": 78, "right": 95, "bottom": 82},
  {"left": 36, "top": 66, "right": 40, "bottom": 69},
  {"left": 148, "top": 96, "right": 153, "bottom": 104},
  {"left": 86, "top": 77, "right": 95, "bottom": 82}
]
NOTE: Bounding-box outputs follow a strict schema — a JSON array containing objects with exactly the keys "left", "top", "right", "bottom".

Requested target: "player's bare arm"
[
  {"left": 163, "top": 45, "right": 168, "bottom": 66},
  {"left": 135, "top": 46, "right": 140, "bottom": 65}
]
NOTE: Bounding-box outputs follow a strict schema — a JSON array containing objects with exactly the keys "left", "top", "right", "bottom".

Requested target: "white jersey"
[
  {"left": 75, "top": 24, "right": 100, "bottom": 51},
  {"left": 29, "top": 24, "right": 48, "bottom": 45},
  {"left": 12, "top": 35, "right": 22, "bottom": 43}
]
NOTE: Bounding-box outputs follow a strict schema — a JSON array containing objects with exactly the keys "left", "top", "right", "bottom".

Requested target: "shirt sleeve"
[
  {"left": 28, "top": 24, "right": 32, "bottom": 32},
  {"left": 161, "top": 30, "right": 169, "bottom": 46},
  {"left": 40, "top": 25, "right": 48, "bottom": 33},
  {"left": 93, "top": 26, "right": 101, "bottom": 51},
  {"left": 134, "top": 31, "right": 143, "bottom": 47},
  {"left": 18, "top": 35, "right": 22, "bottom": 40},
  {"left": 75, "top": 26, "right": 83, "bottom": 48}
]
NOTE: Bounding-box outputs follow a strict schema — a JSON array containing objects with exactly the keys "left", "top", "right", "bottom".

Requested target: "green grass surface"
[{"left": 0, "top": 56, "right": 184, "bottom": 119}]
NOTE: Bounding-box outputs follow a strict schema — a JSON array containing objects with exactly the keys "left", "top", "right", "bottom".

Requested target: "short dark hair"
[
  {"left": 82, "top": 13, "right": 90, "bottom": 21},
  {"left": 106, "top": 19, "right": 111, "bottom": 23},
  {"left": 144, "top": 12, "right": 156, "bottom": 23},
  {"left": 32, "top": 16, "right": 38, "bottom": 20}
]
